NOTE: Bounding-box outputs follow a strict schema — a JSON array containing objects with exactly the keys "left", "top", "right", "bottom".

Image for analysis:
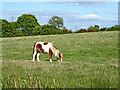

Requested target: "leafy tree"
[
  {"left": 94, "top": 28, "right": 99, "bottom": 32},
  {"left": 62, "top": 26, "right": 68, "bottom": 34},
  {"left": 106, "top": 25, "right": 120, "bottom": 31},
  {"left": 111, "top": 25, "right": 120, "bottom": 30},
  {"left": 15, "top": 30, "right": 24, "bottom": 36},
  {"left": 87, "top": 25, "right": 100, "bottom": 32},
  {"left": 10, "top": 22, "right": 18, "bottom": 30},
  {"left": 87, "top": 26, "right": 95, "bottom": 32},
  {"left": 17, "top": 14, "right": 40, "bottom": 35},
  {"left": 95, "top": 25, "right": 99, "bottom": 29},
  {"left": 0, "top": 19, "right": 2, "bottom": 37},
  {"left": 32, "top": 26, "right": 43, "bottom": 35},
  {"left": 48, "top": 16, "right": 64, "bottom": 29},
  {"left": 94, "top": 25, "right": 100, "bottom": 32},
  {"left": 41, "top": 24, "right": 51, "bottom": 35},
  {"left": 100, "top": 27, "right": 107, "bottom": 31},
  {"left": 68, "top": 29, "right": 73, "bottom": 33},
  {"left": 10, "top": 22, "right": 19, "bottom": 36},
  {"left": 41, "top": 24, "right": 63, "bottom": 35},
  {"left": 1, "top": 19, "right": 13, "bottom": 37}
]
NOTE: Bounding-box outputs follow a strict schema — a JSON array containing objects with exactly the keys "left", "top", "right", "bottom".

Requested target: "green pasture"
[{"left": 1, "top": 31, "right": 118, "bottom": 88}]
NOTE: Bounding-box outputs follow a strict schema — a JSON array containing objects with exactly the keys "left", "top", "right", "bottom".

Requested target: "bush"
[
  {"left": 74, "top": 29, "right": 86, "bottom": 33},
  {"left": 106, "top": 25, "right": 120, "bottom": 31},
  {"left": 87, "top": 28, "right": 95, "bottom": 32}
]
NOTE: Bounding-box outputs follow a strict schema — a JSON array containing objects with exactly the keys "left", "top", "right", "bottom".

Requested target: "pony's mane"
[{"left": 51, "top": 44, "right": 59, "bottom": 56}]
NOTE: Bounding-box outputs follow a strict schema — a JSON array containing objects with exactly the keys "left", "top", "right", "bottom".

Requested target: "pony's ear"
[{"left": 59, "top": 53, "right": 60, "bottom": 56}]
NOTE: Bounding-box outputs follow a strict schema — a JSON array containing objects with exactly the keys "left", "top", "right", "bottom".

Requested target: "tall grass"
[
  {"left": 2, "top": 72, "right": 63, "bottom": 88},
  {"left": 1, "top": 31, "right": 118, "bottom": 88}
]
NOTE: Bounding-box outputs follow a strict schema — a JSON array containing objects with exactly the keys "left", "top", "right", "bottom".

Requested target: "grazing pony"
[{"left": 33, "top": 42, "right": 63, "bottom": 62}]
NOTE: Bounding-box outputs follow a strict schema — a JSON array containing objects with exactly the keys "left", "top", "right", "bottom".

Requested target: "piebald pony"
[{"left": 33, "top": 42, "right": 62, "bottom": 62}]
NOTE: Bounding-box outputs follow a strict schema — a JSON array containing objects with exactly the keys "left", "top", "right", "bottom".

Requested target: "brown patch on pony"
[
  {"left": 49, "top": 48, "right": 53, "bottom": 59},
  {"left": 36, "top": 44, "right": 47, "bottom": 53},
  {"left": 43, "top": 43, "right": 48, "bottom": 45}
]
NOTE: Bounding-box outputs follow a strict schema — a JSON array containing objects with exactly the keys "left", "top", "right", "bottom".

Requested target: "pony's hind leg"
[{"left": 33, "top": 51, "right": 37, "bottom": 62}]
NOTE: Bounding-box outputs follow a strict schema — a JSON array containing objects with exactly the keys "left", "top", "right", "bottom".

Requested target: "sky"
[{"left": 1, "top": 1, "right": 118, "bottom": 31}]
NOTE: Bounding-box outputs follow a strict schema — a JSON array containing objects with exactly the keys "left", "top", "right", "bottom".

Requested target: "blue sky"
[{"left": 2, "top": 2, "right": 118, "bottom": 31}]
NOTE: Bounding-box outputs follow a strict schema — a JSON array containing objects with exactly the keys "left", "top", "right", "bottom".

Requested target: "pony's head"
[{"left": 56, "top": 52, "right": 63, "bottom": 62}]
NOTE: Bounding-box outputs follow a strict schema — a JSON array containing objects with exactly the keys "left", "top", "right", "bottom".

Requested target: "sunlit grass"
[{"left": 2, "top": 31, "right": 118, "bottom": 88}]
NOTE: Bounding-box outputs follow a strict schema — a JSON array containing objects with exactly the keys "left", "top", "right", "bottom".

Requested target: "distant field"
[{"left": 1, "top": 31, "right": 118, "bottom": 88}]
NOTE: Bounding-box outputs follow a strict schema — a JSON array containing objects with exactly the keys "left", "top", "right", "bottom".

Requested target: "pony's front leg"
[
  {"left": 49, "top": 55, "right": 52, "bottom": 62},
  {"left": 50, "top": 59, "right": 52, "bottom": 62},
  {"left": 37, "top": 53, "right": 40, "bottom": 62},
  {"left": 49, "top": 49, "right": 53, "bottom": 62}
]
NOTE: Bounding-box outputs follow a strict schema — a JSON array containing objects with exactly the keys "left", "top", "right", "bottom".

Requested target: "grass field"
[{"left": 1, "top": 31, "right": 118, "bottom": 88}]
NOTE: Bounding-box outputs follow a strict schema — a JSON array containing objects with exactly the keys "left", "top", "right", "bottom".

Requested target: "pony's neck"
[{"left": 51, "top": 44, "right": 59, "bottom": 56}]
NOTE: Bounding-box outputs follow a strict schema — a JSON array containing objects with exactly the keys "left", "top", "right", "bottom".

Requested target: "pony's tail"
[{"left": 33, "top": 43, "right": 36, "bottom": 54}]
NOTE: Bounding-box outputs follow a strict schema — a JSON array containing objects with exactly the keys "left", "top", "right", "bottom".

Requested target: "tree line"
[{"left": 0, "top": 14, "right": 119, "bottom": 37}]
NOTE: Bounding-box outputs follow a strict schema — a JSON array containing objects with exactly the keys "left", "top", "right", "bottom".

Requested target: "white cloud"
[
  {"left": 79, "top": 14, "right": 102, "bottom": 19},
  {"left": 109, "top": 11, "right": 118, "bottom": 15},
  {"left": 72, "top": 2, "right": 104, "bottom": 7}
]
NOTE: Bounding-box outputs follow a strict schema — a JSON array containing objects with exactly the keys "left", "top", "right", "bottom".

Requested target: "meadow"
[{"left": 1, "top": 31, "right": 118, "bottom": 88}]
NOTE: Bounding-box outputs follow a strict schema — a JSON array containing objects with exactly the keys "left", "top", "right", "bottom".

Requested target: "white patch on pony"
[
  {"left": 36, "top": 42, "right": 52, "bottom": 53},
  {"left": 42, "top": 43, "right": 51, "bottom": 53}
]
